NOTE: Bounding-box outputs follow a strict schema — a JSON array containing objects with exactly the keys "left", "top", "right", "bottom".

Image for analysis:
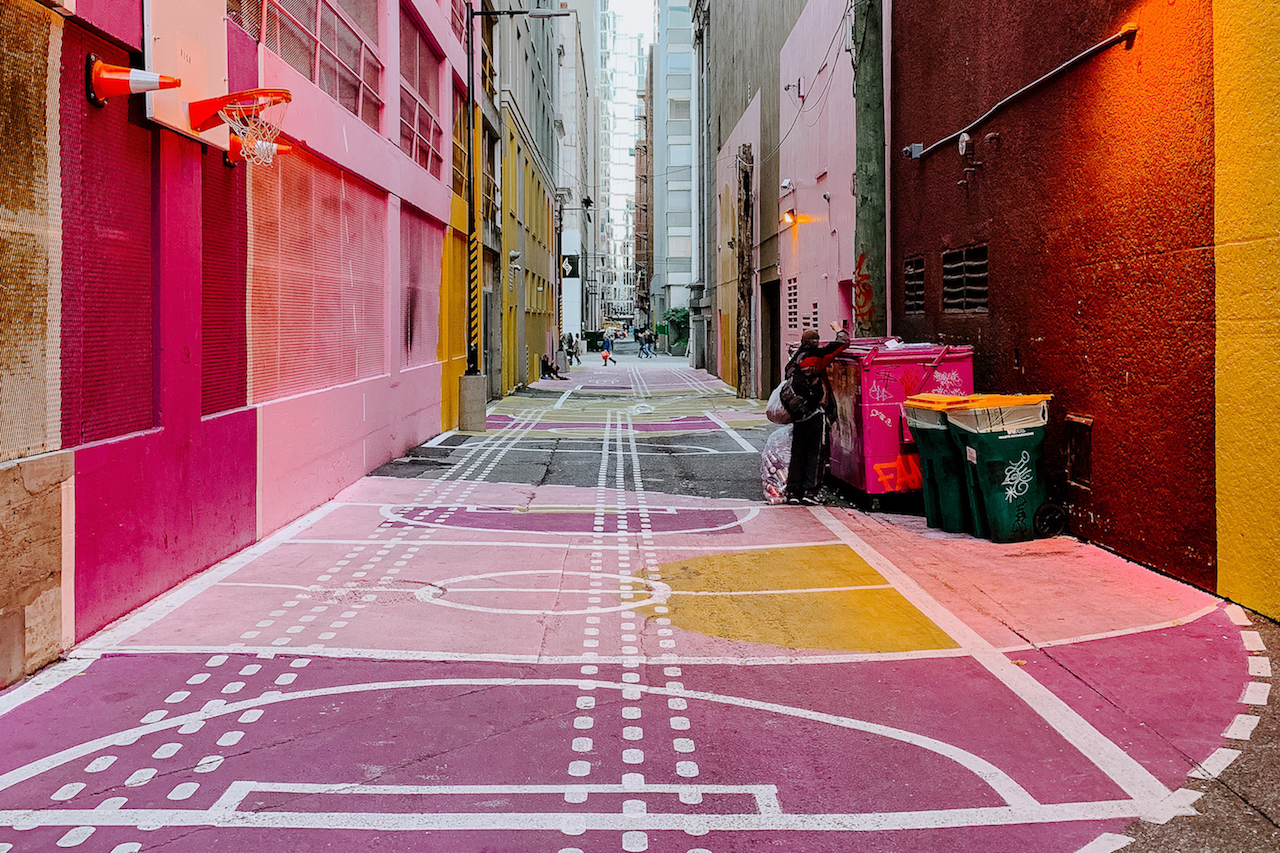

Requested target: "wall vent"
[
  {"left": 786, "top": 277, "right": 799, "bottom": 329},
  {"left": 942, "top": 244, "right": 989, "bottom": 313},
  {"left": 904, "top": 256, "right": 925, "bottom": 314}
]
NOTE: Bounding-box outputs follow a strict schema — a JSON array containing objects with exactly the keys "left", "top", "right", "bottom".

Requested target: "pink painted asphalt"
[{"left": 0, "top": 362, "right": 1255, "bottom": 852}]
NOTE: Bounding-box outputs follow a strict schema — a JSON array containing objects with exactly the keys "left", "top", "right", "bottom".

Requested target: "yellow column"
[{"left": 1215, "top": 0, "right": 1280, "bottom": 617}]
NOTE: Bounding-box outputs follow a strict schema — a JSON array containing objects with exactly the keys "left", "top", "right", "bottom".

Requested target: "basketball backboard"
[{"left": 144, "top": 0, "right": 231, "bottom": 149}]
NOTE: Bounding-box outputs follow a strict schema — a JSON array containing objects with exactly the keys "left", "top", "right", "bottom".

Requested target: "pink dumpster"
[{"left": 826, "top": 341, "right": 975, "bottom": 502}]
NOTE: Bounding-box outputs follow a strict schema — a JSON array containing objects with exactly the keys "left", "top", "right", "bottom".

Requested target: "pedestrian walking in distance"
[
  {"left": 602, "top": 335, "right": 616, "bottom": 365},
  {"left": 783, "top": 322, "right": 850, "bottom": 504}
]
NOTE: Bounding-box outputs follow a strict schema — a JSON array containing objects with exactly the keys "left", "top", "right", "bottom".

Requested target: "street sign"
[{"left": 560, "top": 254, "right": 580, "bottom": 278}]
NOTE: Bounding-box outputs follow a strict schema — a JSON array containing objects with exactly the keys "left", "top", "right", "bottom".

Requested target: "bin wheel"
[{"left": 1034, "top": 503, "right": 1068, "bottom": 538}]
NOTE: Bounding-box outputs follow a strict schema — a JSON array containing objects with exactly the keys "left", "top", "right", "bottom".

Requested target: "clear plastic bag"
[
  {"left": 766, "top": 382, "right": 792, "bottom": 425},
  {"left": 761, "top": 425, "right": 793, "bottom": 505}
]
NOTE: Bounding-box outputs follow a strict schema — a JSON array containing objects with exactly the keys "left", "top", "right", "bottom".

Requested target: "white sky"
[{"left": 612, "top": 0, "right": 655, "bottom": 42}]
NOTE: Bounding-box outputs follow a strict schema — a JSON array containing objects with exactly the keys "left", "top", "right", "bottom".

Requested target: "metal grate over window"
[
  {"left": 400, "top": 7, "right": 445, "bottom": 178},
  {"left": 261, "top": 0, "right": 383, "bottom": 130},
  {"left": 942, "top": 245, "right": 988, "bottom": 313},
  {"left": 904, "top": 256, "right": 925, "bottom": 314}
]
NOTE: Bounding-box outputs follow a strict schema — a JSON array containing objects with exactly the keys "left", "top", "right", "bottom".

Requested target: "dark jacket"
[{"left": 781, "top": 329, "right": 850, "bottom": 421}]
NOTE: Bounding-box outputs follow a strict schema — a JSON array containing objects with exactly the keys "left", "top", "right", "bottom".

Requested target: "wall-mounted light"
[{"left": 782, "top": 210, "right": 796, "bottom": 226}]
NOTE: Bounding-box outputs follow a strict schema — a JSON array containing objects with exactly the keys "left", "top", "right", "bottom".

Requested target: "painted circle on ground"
[{"left": 413, "top": 570, "right": 672, "bottom": 615}]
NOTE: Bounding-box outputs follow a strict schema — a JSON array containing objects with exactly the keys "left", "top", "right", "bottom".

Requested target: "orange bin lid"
[
  {"left": 903, "top": 393, "right": 974, "bottom": 411},
  {"left": 950, "top": 393, "right": 1052, "bottom": 409}
]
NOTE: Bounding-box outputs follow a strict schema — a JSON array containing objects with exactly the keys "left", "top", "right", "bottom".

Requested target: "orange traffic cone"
[
  {"left": 86, "top": 54, "right": 180, "bottom": 107},
  {"left": 225, "top": 135, "right": 294, "bottom": 166}
]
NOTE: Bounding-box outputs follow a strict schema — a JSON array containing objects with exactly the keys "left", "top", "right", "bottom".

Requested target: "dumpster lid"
[
  {"left": 950, "top": 393, "right": 1052, "bottom": 409},
  {"left": 904, "top": 393, "right": 973, "bottom": 411}
]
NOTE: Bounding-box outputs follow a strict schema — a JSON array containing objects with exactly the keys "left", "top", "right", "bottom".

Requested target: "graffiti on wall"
[
  {"left": 873, "top": 454, "right": 923, "bottom": 492},
  {"left": 853, "top": 253, "right": 875, "bottom": 337}
]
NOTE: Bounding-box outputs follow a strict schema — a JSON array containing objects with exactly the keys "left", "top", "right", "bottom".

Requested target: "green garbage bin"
[
  {"left": 945, "top": 394, "right": 1052, "bottom": 543},
  {"left": 902, "top": 395, "right": 972, "bottom": 534}
]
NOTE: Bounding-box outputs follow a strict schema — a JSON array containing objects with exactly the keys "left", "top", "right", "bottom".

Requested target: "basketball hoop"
[{"left": 188, "top": 88, "right": 291, "bottom": 166}]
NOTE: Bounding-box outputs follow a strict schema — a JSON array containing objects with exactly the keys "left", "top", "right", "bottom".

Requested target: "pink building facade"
[
  {"left": 776, "top": 0, "right": 858, "bottom": 352},
  {"left": 1, "top": 0, "right": 469, "bottom": 684}
]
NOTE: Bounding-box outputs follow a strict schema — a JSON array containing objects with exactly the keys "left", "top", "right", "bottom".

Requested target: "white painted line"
[
  {"left": 1072, "top": 832, "right": 1134, "bottom": 852},
  {"left": 69, "top": 645, "right": 977, "bottom": 667},
  {"left": 1242, "top": 631, "right": 1266, "bottom": 651},
  {"left": 0, "top": 676, "right": 1039, "bottom": 812},
  {"left": 553, "top": 388, "right": 575, "bottom": 409},
  {"left": 1140, "top": 787, "right": 1203, "bottom": 824},
  {"left": 809, "top": 507, "right": 1174, "bottom": 807},
  {"left": 79, "top": 502, "right": 343, "bottom": 652},
  {"left": 1249, "top": 657, "right": 1272, "bottom": 677},
  {"left": 704, "top": 411, "right": 757, "bottom": 452},
  {"left": 1224, "top": 604, "right": 1251, "bottom": 626},
  {"left": 0, "top": 799, "right": 1172, "bottom": 833},
  {"left": 1223, "top": 714, "right": 1260, "bottom": 740},
  {"left": 995, "top": 605, "right": 1220, "bottom": 653},
  {"left": 669, "top": 585, "right": 895, "bottom": 596},
  {"left": 1187, "top": 748, "right": 1241, "bottom": 779},
  {"left": 0, "top": 656, "right": 95, "bottom": 719},
  {"left": 1240, "top": 682, "right": 1271, "bottom": 705}
]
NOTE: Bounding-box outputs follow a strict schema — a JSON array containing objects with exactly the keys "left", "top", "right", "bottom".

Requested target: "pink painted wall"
[
  {"left": 73, "top": 133, "right": 257, "bottom": 640},
  {"left": 778, "top": 0, "right": 858, "bottom": 344},
  {"left": 74, "top": 0, "right": 142, "bottom": 50}
]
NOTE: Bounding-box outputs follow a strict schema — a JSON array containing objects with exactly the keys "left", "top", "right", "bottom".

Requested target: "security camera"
[
  {"left": 780, "top": 178, "right": 795, "bottom": 192},
  {"left": 902, "top": 143, "right": 923, "bottom": 159},
  {"left": 509, "top": 250, "right": 522, "bottom": 261}
]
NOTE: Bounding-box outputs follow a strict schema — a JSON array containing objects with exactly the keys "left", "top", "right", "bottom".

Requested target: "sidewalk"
[{"left": 0, "top": 361, "right": 1274, "bottom": 852}]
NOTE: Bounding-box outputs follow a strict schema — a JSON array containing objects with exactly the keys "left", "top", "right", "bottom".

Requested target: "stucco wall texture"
[
  {"left": 1214, "top": 1, "right": 1280, "bottom": 616},
  {"left": 892, "top": 0, "right": 1217, "bottom": 591}
]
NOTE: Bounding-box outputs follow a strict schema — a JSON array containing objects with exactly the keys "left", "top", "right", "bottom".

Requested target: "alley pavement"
[{"left": 1, "top": 354, "right": 1276, "bottom": 852}]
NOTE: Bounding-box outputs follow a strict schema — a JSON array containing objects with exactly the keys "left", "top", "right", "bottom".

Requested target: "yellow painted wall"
[
  {"left": 439, "top": 193, "right": 469, "bottom": 430},
  {"left": 1215, "top": 0, "right": 1280, "bottom": 618},
  {"left": 717, "top": 182, "right": 739, "bottom": 388}
]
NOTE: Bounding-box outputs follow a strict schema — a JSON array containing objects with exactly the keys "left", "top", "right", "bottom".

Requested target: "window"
[
  {"left": 451, "top": 88, "right": 467, "bottom": 195},
  {"left": 669, "top": 236, "right": 692, "bottom": 257},
  {"left": 400, "top": 8, "right": 445, "bottom": 177},
  {"left": 669, "top": 190, "right": 691, "bottom": 211},
  {"left": 263, "top": 0, "right": 383, "bottom": 129},
  {"left": 786, "top": 277, "right": 799, "bottom": 329},
  {"left": 668, "top": 51, "right": 691, "bottom": 73},
  {"left": 941, "top": 244, "right": 988, "bottom": 313},
  {"left": 904, "top": 256, "right": 925, "bottom": 314},
  {"left": 669, "top": 99, "right": 690, "bottom": 120}
]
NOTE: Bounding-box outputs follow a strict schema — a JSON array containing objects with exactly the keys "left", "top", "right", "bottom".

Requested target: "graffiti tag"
[
  {"left": 1002, "top": 451, "right": 1034, "bottom": 503},
  {"left": 870, "top": 408, "right": 893, "bottom": 429},
  {"left": 930, "top": 369, "right": 963, "bottom": 396},
  {"left": 874, "top": 454, "right": 923, "bottom": 492},
  {"left": 853, "top": 253, "right": 875, "bottom": 337}
]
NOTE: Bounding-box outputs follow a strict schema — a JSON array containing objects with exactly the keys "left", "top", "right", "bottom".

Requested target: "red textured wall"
[{"left": 890, "top": 0, "right": 1216, "bottom": 588}]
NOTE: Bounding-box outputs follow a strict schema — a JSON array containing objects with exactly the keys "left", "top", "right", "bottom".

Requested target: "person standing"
[{"left": 782, "top": 322, "right": 850, "bottom": 504}]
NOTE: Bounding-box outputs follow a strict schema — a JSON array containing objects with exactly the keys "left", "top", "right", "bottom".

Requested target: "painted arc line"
[
  {"left": 1072, "top": 833, "right": 1134, "bottom": 853},
  {"left": 433, "top": 584, "right": 896, "bottom": 597},
  {"left": 281, "top": 540, "right": 843, "bottom": 553},
  {"left": 378, "top": 505, "right": 761, "bottom": 536},
  {"left": 1187, "top": 747, "right": 1242, "bottom": 779},
  {"left": 704, "top": 410, "right": 759, "bottom": 452},
  {"left": 994, "top": 604, "right": 1221, "bottom": 653},
  {"left": 0, "top": 800, "right": 1155, "bottom": 833},
  {"left": 808, "top": 507, "right": 1174, "bottom": 805},
  {"left": 0, "top": 676, "right": 1038, "bottom": 810}
]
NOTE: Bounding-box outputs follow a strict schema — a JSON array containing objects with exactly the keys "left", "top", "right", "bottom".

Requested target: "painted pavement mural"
[{"left": 0, "top": 362, "right": 1263, "bottom": 852}]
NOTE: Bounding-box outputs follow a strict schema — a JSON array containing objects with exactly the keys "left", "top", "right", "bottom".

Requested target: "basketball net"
[{"left": 219, "top": 95, "right": 289, "bottom": 166}]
